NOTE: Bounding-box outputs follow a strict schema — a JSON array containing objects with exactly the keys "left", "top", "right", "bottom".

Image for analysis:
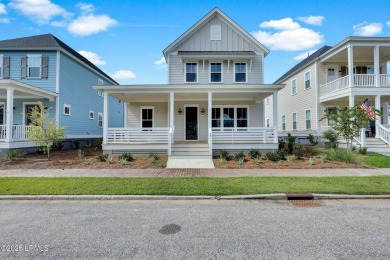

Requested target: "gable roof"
[
  {"left": 273, "top": 46, "right": 332, "bottom": 84},
  {"left": 0, "top": 34, "right": 118, "bottom": 85},
  {"left": 162, "top": 7, "right": 269, "bottom": 59}
]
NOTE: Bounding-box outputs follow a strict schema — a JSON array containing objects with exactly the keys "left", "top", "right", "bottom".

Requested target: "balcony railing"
[
  {"left": 380, "top": 74, "right": 390, "bottom": 87},
  {"left": 354, "top": 74, "right": 375, "bottom": 87},
  {"left": 320, "top": 76, "right": 349, "bottom": 96},
  {"left": 211, "top": 127, "right": 276, "bottom": 144},
  {"left": 0, "top": 125, "right": 5, "bottom": 141},
  {"left": 0, "top": 125, "right": 37, "bottom": 142},
  {"left": 107, "top": 127, "right": 171, "bottom": 144}
]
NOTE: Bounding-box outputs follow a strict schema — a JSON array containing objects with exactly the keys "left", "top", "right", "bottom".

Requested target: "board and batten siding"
[
  {"left": 59, "top": 52, "right": 123, "bottom": 136},
  {"left": 2, "top": 50, "right": 57, "bottom": 92}
]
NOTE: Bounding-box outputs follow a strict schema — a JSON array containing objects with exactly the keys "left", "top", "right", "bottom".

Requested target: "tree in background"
[{"left": 27, "top": 101, "right": 65, "bottom": 161}]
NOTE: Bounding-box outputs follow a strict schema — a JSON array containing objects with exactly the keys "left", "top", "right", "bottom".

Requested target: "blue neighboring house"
[{"left": 0, "top": 34, "right": 124, "bottom": 154}]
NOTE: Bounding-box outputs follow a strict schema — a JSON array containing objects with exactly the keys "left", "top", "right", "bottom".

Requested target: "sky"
[{"left": 1, "top": 0, "right": 390, "bottom": 84}]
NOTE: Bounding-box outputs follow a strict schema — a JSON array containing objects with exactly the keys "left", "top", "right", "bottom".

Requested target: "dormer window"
[
  {"left": 210, "top": 63, "right": 222, "bottom": 82},
  {"left": 185, "top": 63, "right": 197, "bottom": 82},
  {"left": 234, "top": 63, "right": 247, "bottom": 83}
]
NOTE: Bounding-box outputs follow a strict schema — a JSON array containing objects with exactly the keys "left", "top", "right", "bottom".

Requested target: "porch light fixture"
[
  {"left": 338, "top": 70, "right": 342, "bottom": 76},
  {"left": 178, "top": 108, "right": 183, "bottom": 116},
  {"left": 201, "top": 108, "right": 205, "bottom": 116}
]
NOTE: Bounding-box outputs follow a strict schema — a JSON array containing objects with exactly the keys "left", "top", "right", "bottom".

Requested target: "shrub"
[
  {"left": 358, "top": 147, "right": 368, "bottom": 155},
  {"left": 105, "top": 155, "right": 113, "bottom": 164},
  {"left": 278, "top": 139, "right": 286, "bottom": 151},
  {"left": 248, "top": 148, "right": 261, "bottom": 160},
  {"left": 97, "top": 153, "right": 109, "bottom": 162},
  {"left": 286, "top": 133, "right": 296, "bottom": 154},
  {"left": 219, "top": 149, "right": 229, "bottom": 162},
  {"left": 287, "top": 155, "right": 295, "bottom": 162},
  {"left": 326, "top": 149, "right": 356, "bottom": 164},
  {"left": 322, "top": 129, "right": 338, "bottom": 148},
  {"left": 319, "top": 153, "right": 327, "bottom": 163},
  {"left": 148, "top": 152, "right": 158, "bottom": 164},
  {"left": 307, "top": 134, "right": 319, "bottom": 146},
  {"left": 53, "top": 141, "right": 65, "bottom": 151},
  {"left": 351, "top": 145, "right": 357, "bottom": 152},
  {"left": 307, "top": 157, "right": 315, "bottom": 165},
  {"left": 266, "top": 151, "right": 280, "bottom": 162},
  {"left": 73, "top": 140, "right": 80, "bottom": 149},
  {"left": 235, "top": 151, "right": 245, "bottom": 165},
  {"left": 119, "top": 158, "right": 127, "bottom": 165},
  {"left": 81, "top": 159, "right": 93, "bottom": 165},
  {"left": 81, "top": 145, "right": 97, "bottom": 156},
  {"left": 118, "top": 152, "right": 134, "bottom": 162},
  {"left": 95, "top": 138, "right": 103, "bottom": 149},
  {"left": 305, "top": 146, "right": 319, "bottom": 157},
  {"left": 6, "top": 149, "right": 24, "bottom": 161},
  {"left": 293, "top": 144, "right": 306, "bottom": 160},
  {"left": 277, "top": 150, "right": 287, "bottom": 160}
]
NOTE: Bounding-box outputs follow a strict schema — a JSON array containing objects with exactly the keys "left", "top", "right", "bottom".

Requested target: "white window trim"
[
  {"left": 291, "top": 78, "right": 297, "bottom": 95},
  {"left": 140, "top": 106, "right": 154, "bottom": 129},
  {"left": 233, "top": 62, "right": 248, "bottom": 83},
  {"left": 304, "top": 70, "right": 311, "bottom": 90},
  {"left": 98, "top": 112, "right": 103, "bottom": 128},
  {"left": 0, "top": 54, "right": 3, "bottom": 79},
  {"left": 22, "top": 102, "right": 39, "bottom": 125},
  {"left": 89, "top": 110, "right": 95, "bottom": 120},
  {"left": 27, "top": 54, "right": 42, "bottom": 78},
  {"left": 63, "top": 104, "right": 71, "bottom": 116},
  {"left": 184, "top": 62, "right": 198, "bottom": 83},
  {"left": 282, "top": 115, "right": 286, "bottom": 131},
  {"left": 211, "top": 105, "right": 250, "bottom": 130},
  {"left": 305, "top": 109, "right": 312, "bottom": 130},
  {"left": 209, "top": 61, "right": 223, "bottom": 83},
  {"left": 292, "top": 112, "right": 297, "bottom": 130}
]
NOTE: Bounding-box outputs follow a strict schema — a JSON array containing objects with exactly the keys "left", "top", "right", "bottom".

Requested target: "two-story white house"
[
  {"left": 94, "top": 8, "right": 284, "bottom": 159},
  {"left": 265, "top": 36, "right": 390, "bottom": 147}
]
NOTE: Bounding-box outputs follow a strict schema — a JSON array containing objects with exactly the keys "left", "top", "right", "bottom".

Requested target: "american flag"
[{"left": 359, "top": 98, "right": 375, "bottom": 120}]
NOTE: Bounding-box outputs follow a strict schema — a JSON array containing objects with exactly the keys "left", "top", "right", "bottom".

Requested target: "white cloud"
[
  {"left": 78, "top": 50, "right": 106, "bottom": 65},
  {"left": 77, "top": 3, "right": 94, "bottom": 14},
  {"left": 51, "top": 20, "right": 67, "bottom": 27},
  {"left": 0, "top": 17, "right": 9, "bottom": 23},
  {"left": 68, "top": 14, "right": 117, "bottom": 36},
  {"left": 9, "top": 0, "right": 71, "bottom": 24},
  {"left": 110, "top": 70, "right": 136, "bottom": 82},
  {"left": 0, "top": 3, "right": 7, "bottom": 14},
  {"left": 387, "top": 21, "right": 390, "bottom": 27},
  {"left": 293, "top": 49, "right": 318, "bottom": 60},
  {"left": 297, "top": 16, "right": 324, "bottom": 26},
  {"left": 353, "top": 22, "right": 382, "bottom": 36},
  {"left": 252, "top": 18, "right": 324, "bottom": 51}
]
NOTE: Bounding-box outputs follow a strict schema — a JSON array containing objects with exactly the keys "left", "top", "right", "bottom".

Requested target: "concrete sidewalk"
[{"left": 0, "top": 168, "right": 389, "bottom": 177}]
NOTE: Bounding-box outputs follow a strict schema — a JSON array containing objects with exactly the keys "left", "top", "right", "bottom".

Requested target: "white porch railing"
[
  {"left": 0, "top": 125, "right": 5, "bottom": 141},
  {"left": 320, "top": 76, "right": 349, "bottom": 95},
  {"left": 0, "top": 125, "right": 37, "bottom": 142},
  {"left": 212, "top": 127, "right": 276, "bottom": 144},
  {"left": 354, "top": 74, "right": 375, "bottom": 87},
  {"left": 377, "top": 123, "right": 390, "bottom": 146},
  {"left": 380, "top": 74, "right": 390, "bottom": 87},
  {"left": 107, "top": 127, "right": 171, "bottom": 144}
]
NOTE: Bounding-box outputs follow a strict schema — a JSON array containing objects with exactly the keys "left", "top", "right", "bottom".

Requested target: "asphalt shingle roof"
[{"left": 0, "top": 34, "right": 117, "bottom": 85}]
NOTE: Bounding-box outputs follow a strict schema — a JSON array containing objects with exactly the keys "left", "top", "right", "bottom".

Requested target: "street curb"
[{"left": 0, "top": 194, "right": 389, "bottom": 200}]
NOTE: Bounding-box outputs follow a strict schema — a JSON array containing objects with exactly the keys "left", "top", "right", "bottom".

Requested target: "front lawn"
[
  {"left": 1, "top": 176, "right": 390, "bottom": 195},
  {"left": 359, "top": 153, "right": 390, "bottom": 168}
]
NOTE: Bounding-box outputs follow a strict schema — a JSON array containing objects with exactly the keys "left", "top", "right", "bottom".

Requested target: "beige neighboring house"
[
  {"left": 94, "top": 8, "right": 284, "bottom": 158},
  {"left": 265, "top": 36, "right": 390, "bottom": 147}
]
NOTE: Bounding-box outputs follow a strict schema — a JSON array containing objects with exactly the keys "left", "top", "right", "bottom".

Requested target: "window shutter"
[
  {"left": 41, "top": 56, "right": 48, "bottom": 78},
  {"left": 3, "top": 56, "right": 10, "bottom": 79},
  {"left": 21, "top": 56, "right": 27, "bottom": 79}
]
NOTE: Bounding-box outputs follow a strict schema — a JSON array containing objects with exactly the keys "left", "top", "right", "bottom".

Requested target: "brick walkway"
[{"left": 0, "top": 168, "right": 389, "bottom": 177}]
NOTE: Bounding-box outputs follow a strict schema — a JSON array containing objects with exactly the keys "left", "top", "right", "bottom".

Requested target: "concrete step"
[
  {"left": 172, "top": 151, "right": 210, "bottom": 156},
  {"left": 172, "top": 143, "right": 209, "bottom": 148},
  {"left": 169, "top": 155, "right": 212, "bottom": 159}
]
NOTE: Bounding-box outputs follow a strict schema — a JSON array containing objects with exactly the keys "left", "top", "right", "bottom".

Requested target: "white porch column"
[
  {"left": 5, "top": 88, "right": 14, "bottom": 143},
  {"left": 374, "top": 45, "right": 380, "bottom": 87},
  {"left": 360, "top": 128, "right": 366, "bottom": 147},
  {"left": 103, "top": 92, "right": 109, "bottom": 145},
  {"left": 375, "top": 95, "right": 381, "bottom": 138},
  {"left": 208, "top": 91, "right": 212, "bottom": 156},
  {"left": 349, "top": 95, "right": 355, "bottom": 107},
  {"left": 273, "top": 91, "right": 278, "bottom": 143},
  {"left": 348, "top": 45, "right": 354, "bottom": 87},
  {"left": 168, "top": 92, "right": 174, "bottom": 155}
]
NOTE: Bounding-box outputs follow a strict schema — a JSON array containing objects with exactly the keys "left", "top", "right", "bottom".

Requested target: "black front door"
[{"left": 185, "top": 107, "right": 198, "bottom": 140}]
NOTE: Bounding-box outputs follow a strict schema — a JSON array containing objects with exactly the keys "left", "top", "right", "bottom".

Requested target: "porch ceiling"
[
  {"left": 322, "top": 46, "right": 390, "bottom": 63},
  {"left": 0, "top": 79, "right": 57, "bottom": 100}
]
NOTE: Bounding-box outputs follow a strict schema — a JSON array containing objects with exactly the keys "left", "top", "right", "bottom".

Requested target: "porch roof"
[{"left": 0, "top": 79, "right": 58, "bottom": 101}]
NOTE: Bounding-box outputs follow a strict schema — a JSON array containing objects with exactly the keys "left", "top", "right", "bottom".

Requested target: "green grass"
[
  {"left": 359, "top": 153, "right": 390, "bottom": 168},
  {"left": 1, "top": 176, "right": 390, "bottom": 195}
]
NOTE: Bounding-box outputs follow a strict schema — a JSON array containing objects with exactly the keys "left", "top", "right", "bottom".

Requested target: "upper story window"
[
  {"left": 291, "top": 79, "right": 297, "bottom": 95},
  {"left": 185, "top": 63, "right": 197, "bottom": 82},
  {"left": 21, "top": 55, "right": 48, "bottom": 79},
  {"left": 305, "top": 71, "right": 311, "bottom": 89},
  {"left": 28, "top": 55, "right": 41, "bottom": 78},
  {"left": 235, "top": 63, "right": 247, "bottom": 83},
  {"left": 210, "top": 63, "right": 222, "bottom": 82},
  {"left": 97, "top": 78, "right": 104, "bottom": 97}
]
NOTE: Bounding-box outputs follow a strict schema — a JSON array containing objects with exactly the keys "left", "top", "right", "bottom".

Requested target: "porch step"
[
  {"left": 365, "top": 138, "right": 389, "bottom": 148},
  {"left": 171, "top": 142, "right": 210, "bottom": 157}
]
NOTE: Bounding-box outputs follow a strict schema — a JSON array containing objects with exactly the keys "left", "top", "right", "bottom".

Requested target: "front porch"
[{"left": 96, "top": 85, "right": 283, "bottom": 156}]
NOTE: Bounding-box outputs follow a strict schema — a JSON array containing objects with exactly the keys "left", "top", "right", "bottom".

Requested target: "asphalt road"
[{"left": 0, "top": 199, "right": 390, "bottom": 259}]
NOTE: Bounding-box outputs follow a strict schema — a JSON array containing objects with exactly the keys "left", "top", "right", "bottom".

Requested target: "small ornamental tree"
[
  {"left": 27, "top": 101, "right": 65, "bottom": 161},
  {"left": 321, "top": 105, "right": 380, "bottom": 150}
]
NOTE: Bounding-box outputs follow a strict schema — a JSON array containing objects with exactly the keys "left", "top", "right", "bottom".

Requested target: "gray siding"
[{"left": 126, "top": 102, "right": 168, "bottom": 128}]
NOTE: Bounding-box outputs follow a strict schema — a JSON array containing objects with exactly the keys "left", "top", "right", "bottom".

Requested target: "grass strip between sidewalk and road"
[{"left": 1, "top": 176, "right": 390, "bottom": 195}]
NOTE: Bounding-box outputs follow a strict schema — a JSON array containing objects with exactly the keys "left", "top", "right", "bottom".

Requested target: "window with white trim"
[
  {"left": 212, "top": 106, "right": 248, "bottom": 129},
  {"left": 292, "top": 113, "right": 297, "bottom": 130},
  {"left": 27, "top": 55, "right": 41, "bottom": 78},
  {"left": 210, "top": 63, "right": 222, "bottom": 82},
  {"left": 89, "top": 110, "right": 94, "bottom": 120},
  {"left": 97, "top": 78, "right": 104, "bottom": 97},
  {"left": 63, "top": 104, "right": 71, "bottom": 116},
  {"left": 141, "top": 107, "right": 153, "bottom": 128},
  {"left": 185, "top": 63, "right": 197, "bottom": 82},
  {"left": 291, "top": 79, "right": 297, "bottom": 95},
  {"left": 266, "top": 118, "right": 270, "bottom": 128},
  {"left": 282, "top": 115, "right": 286, "bottom": 131},
  {"left": 305, "top": 71, "right": 311, "bottom": 89},
  {"left": 235, "top": 63, "right": 246, "bottom": 82},
  {"left": 98, "top": 112, "right": 103, "bottom": 128},
  {"left": 305, "top": 110, "right": 311, "bottom": 129}
]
